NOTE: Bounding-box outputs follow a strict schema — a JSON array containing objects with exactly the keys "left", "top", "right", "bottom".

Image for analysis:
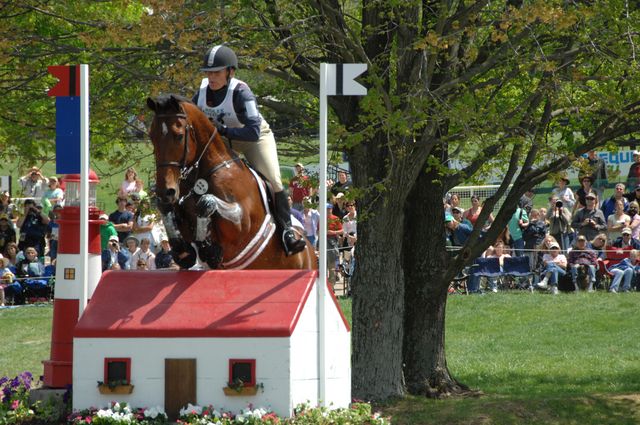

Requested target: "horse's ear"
[
  {"left": 146, "top": 97, "right": 157, "bottom": 112},
  {"left": 169, "top": 95, "right": 182, "bottom": 111}
]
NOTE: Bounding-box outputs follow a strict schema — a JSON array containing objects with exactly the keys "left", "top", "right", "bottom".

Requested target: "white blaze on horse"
[{"left": 147, "top": 94, "right": 316, "bottom": 270}]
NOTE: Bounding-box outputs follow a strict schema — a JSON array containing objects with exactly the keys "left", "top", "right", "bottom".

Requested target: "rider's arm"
[{"left": 225, "top": 84, "right": 261, "bottom": 142}]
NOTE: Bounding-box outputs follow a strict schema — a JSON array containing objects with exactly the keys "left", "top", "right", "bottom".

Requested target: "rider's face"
[{"left": 206, "top": 70, "right": 229, "bottom": 90}]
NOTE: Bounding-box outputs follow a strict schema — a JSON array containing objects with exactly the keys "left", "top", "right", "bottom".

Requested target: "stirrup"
[{"left": 282, "top": 230, "right": 306, "bottom": 256}]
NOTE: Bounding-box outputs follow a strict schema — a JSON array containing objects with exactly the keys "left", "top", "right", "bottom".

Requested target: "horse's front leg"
[
  {"left": 159, "top": 201, "right": 198, "bottom": 269},
  {"left": 194, "top": 194, "right": 242, "bottom": 269}
]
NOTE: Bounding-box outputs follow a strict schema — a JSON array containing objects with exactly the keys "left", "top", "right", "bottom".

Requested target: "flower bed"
[{"left": 0, "top": 371, "right": 390, "bottom": 425}]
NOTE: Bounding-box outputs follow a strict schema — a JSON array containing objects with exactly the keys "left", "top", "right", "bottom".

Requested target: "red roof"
[{"left": 75, "top": 269, "right": 348, "bottom": 338}]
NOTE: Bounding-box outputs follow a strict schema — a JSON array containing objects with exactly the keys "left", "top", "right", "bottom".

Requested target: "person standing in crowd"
[
  {"left": 42, "top": 176, "right": 64, "bottom": 215},
  {"left": 0, "top": 214, "right": 16, "bottom": 256},
  {"left": 301, "top": 197, "right": 320, "bottom": 248},
  {"left": 607, "top": 199, "right": 631, "bottom": 240},
  {"left": 546, "top": 195, "right": 572, "bottom": 251},
  {"left": 101, "top": 235, "right": 128, "bottom": 271},
  {"left": 552, "top": 175, "right": 575, "bottom": 211},
  {"left": 287, "top": 194, "right": 303, "bottom": 224},
  {"left": 341, "top": 200, "right": 357, "bottom": 266},
  {"left": 575, "top": 175, "right": 595, "bottom": 212},
  {"left": 519, "top": 189, "right": 535, "bottom": 215},
  {"left": 507, "top": 202, "right": 529, "bottom": 256},
  {"left": 587, "top": 150, "right": 608, "bottom": 194},
  {"left": 131, "top": 196, "right": 158, "bottom": 253},
  {"left": 0, "top": 192, "right": 16, "bottom": 220},
  {"left": 46, "top": 205, "right": 62, "bottom": 265},
  {"left": 627, "top": 150, "right": 640, "bottom": 189},
  {"left": 627, "top": 201, "right": 640, "bottom": 240},
  {"left": 463, "top": 195, "right": 494, "bottom": 229},
  {"left": 289, "top": 163, "right": 311, "bottom": 212},
  {"left": 567, "top": 235, "right": 598, "bottom": 292},
  {"left": 192, "top": 44, "right": 305, "bottom": 256},
  {"left": 523, "top": 209, "right": 547, "bottom": 272},
  {"left": 536, "top": 241, "right": 566, "bottom": 295},
  {"left": 326, "top": 203, "right": 343, "bottom": 288},
  {"left": 109, "top": 197, "right": 134, "bottom": 243},
  {"left": 445, "top": 193, "right": 463, "bottom": 215},
  {"left": 99, "top": 213, "right": 118, "bottom": 251},
  {"left": 332, "top": 192, "right": 348, "bottom": 219},
  {"left": 16, "top": 199, "right": 50, "bottom": 257},
  {"left": 601, "top": 183, "right": 629, "bottom": 221},
  {"left": 572, "top": 192, "right": 606, "bottom": 241},
  {"left": 19, "top": 167, "right": 48, "bottom": 203},
  {"left": 623, "top": 184, "right": 640, "bottom": 205},
  {"left": 119, "top": 167, "right": 139, "bottom": 197},
  {"left": 331, "top": 170, "right": 352, "bottom": 196},
  {"left": 446, "top": 213, "right": 473, "bottom": 246}
]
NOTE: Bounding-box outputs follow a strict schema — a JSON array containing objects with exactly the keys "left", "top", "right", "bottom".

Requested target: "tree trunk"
[
  {"left": 402, "top": 163, "right": 473, "bottom": 398},
  {"left": 351, "top": 207, "right": 406, "bottom": 400}
]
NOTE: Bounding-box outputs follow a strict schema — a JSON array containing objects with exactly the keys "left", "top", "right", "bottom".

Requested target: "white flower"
[
  {"left": 179, "top": 403, "right": 203, "bottom": 417},
  {"left": 145, "top": 407, "right": 159, "bottom": 419}
]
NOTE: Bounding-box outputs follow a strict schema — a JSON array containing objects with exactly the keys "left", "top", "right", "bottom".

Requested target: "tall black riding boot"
[{"left": 274, "top": 191, "right": 306, "bottom": 256}]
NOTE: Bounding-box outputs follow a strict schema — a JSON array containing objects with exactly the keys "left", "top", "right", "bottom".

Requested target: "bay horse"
[{"left": 146, "top": 94, "right": 316, "bottom": 270}]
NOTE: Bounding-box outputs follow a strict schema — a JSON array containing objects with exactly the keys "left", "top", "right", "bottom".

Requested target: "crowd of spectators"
[{"left": 446, "top": 151, "right": 640, "bottom": 295}]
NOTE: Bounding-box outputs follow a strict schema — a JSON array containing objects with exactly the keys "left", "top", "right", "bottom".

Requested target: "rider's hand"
[{"left": 216, "top": 124, "right": 227, "bottom": 136}]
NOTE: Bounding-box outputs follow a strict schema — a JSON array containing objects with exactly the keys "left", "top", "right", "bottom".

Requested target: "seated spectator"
[
  {"left": 42, "top": 176, "right": 64, "bottom": 215},
  {"left": 607, "top": 199, "right": 630, "bottom": 240},
  {"left": 17, "top": 199, "right": 50, "bottom": 257},
  {"left": 607, "top": 249, "right": 638, "bottom": 293},
  {"left": 327, "top": 203, "right": 343, "bottom": 288},
  {"left": 589, "top": 233, "right": 608, "bottom": 259},
  {"left": 288, "top": 194, "right": 304, "bottom": 225},
  {"left": 131, "top": 196, "right": 158, "bottom": 252},
  {"left": 485, "top": 240, "right": 510, "bottom": 293},
  {"left": 0, "top": 214, "right": 16, "bottom": 255},
  {"left": 155, "top": 236, "right": 179, "bottom": 270},
  {"left": 123, "top": 236, "right": 140, "bottom": 270},
  {"left": 15, "top": 247, "right": 49, "bottom": 300},
  {"left": 534, "top": 235, "right": 561, "bottom": 275},
  {"left": 101, "top": 235, "right": 129, "bottom": 271},
  {"left": 536, "top": 241, "right": 567, "bottom": 295},
  {"left": 0, "top": 266, "right": 16, "bottom": 306},
  {"left": 572, "top": 192, "right": 606, "bottom": 241},
  {"left": 612, "top": 227, "right": 640, "bottom": 249},
  {"left": 567, "top": 235, "right": 598, "bottom": 292},
  {"left": 136, "top": 259, "right": 149, "bottom": 270},
  {"left": 19, "top": 167, "right": 48, "bottom": 202},
  {"left": 4, "top": 242, "right": 20, "bottom": 267},
  {"left": 131, "top": 237, "right": 156, "bottom": 270}
]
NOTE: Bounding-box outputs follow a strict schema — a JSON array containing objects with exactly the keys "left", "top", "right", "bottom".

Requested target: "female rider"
[{"left": 192, "top": 44, "right": 305, "bottom": 256}]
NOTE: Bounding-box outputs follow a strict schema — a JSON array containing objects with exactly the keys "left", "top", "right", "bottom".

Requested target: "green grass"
[{"left": 3, "top": 293, "right": 640, "bottom": 424}]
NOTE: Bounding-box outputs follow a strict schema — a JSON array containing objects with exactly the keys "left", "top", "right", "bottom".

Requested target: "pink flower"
[
  {"left": 11, "top": 399, "right": 19, "bottom": 409},
  {"left": 85, "top": 417, "right": 92, "bottom": 423}
]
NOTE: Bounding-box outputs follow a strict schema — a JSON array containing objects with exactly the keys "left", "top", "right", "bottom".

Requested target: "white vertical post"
[
  {"left": 79, "top": 64, "right": 89, "bottom": 315},
  {"left": 317, "top": 63, "right": 329, "bottom": 405}
]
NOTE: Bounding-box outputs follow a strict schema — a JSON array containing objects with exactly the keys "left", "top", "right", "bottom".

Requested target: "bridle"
[{"left": 153, "top": 108, "right": 240, "bottom": 183}]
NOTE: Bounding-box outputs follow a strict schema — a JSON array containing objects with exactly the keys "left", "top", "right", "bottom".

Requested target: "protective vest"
[{"left": 197, "top": 77, "right": 261, "bottom": 128}]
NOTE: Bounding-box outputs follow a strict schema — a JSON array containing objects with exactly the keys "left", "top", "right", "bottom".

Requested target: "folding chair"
[
  {"left": 470, "top": 257, "right": 502, "bottom": 292},
  {"left": 503, "top": 256, "right": 534, "bottom": 290}
]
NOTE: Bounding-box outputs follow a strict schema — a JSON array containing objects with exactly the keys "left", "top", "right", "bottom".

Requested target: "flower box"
[
  {"left": 222, "top": 385, "right": 258, "bottom": 396},
  {"left": 98, "top": 383, "right": 134, "bottom": 394}
]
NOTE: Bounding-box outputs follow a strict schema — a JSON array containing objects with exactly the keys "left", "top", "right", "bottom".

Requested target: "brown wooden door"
[{"left": 165, "top": 359, "right": 196, "bottom": 420}]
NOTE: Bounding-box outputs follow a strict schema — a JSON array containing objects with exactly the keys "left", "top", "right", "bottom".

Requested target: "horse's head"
[{"left": 147, "top": 94, "right": 199, "bottom": 206}]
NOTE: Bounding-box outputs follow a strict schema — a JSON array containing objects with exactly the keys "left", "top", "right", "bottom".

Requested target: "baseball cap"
[
  {"left": 444, "top": 213, "right": 454, "bottom": 223},
  {"left": 295, "top": 162, "right": 304, "bottom": 168},
  {"left": 634, "top": 150, "right": 640, "bottom": 156},
  {"left": 99, "top": 213, "right": 109, "bottom": 221},
  {"left": 108, "top": 235, "right": 119, "bottom": 243},
  {"left": 160, "top": 234, "right": 169, "bottom": 242},
  {"left": 334, "top": 192, "right": 345, "bottom": 199},
  {"left": 550, "top": 243, "right": 560, "bottom": 249},
  {"left": 577, "top": 235, "right": 587, "bottom": 241},
  {"left": 452, "top": 206, "right": 463, "bottom": 213},
  {"left": 622, "top": 227, "right": 632, "bottom": 235},
  {"left": 585, "top": 192, "right": 597, "bottom": 199}
]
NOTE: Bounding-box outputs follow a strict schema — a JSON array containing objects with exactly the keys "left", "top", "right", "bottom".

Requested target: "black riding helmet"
[{"left": 201, "top": 45, "right": 238, "bottom": 72}]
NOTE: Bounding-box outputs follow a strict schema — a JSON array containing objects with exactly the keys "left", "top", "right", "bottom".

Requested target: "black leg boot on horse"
[{"left": 274, "top": 191, "right": 306, "bottom": 256}]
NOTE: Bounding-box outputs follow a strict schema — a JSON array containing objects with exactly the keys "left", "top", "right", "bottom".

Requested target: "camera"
[{"left": 555, "top": 201, "right": 563, "bottom": 208}]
